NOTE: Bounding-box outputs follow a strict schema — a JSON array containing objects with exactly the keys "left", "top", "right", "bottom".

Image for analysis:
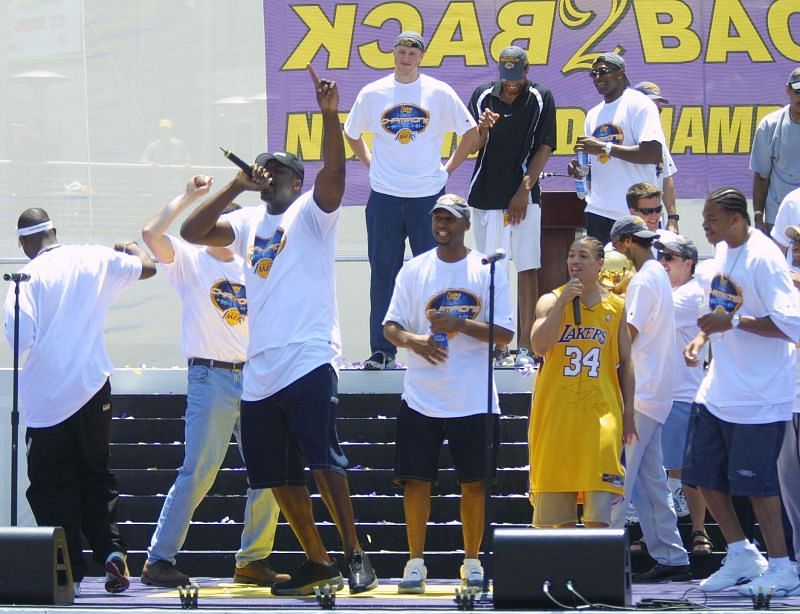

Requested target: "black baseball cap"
[
  {"left": 498, "top": 46, "right": 528, "bottom": 81},
  {"left": 610, "top": 215, "right": 659, "bottom": 242},
  {"left": 431, "top": 193, "right": 470, "bottom": 221},
  {"left": 255, "top": 151, "right": 305, "bottom": 182}
]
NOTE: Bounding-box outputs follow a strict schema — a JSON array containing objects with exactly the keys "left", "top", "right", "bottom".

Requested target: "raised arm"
[
  {"left": 114, "top": 241, "right": 157, "bottom": 280},
  {"left": 308, "top": 64, "right": 345, "bottom": 213},
  {"left": 530, "top": 282, "right": 579, "bottom": 356}
]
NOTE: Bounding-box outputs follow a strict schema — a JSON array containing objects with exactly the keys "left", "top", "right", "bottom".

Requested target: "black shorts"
[
  {"left": 241, "top": 364, "right": 348, "bottom": 488},
  {"left": 394, "top": 400, "right": 499, "bottom": 484}
]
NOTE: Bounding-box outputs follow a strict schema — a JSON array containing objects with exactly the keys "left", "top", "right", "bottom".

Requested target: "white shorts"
[{"left": 472, "top": 203, "right": 541, "bottom": 272}]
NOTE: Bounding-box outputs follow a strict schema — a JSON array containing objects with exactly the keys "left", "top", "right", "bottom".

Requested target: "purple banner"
[{"left": 264, "top": 0, "right": 800, "bottom": 204}]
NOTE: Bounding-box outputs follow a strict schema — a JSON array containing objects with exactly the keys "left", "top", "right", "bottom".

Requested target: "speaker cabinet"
[
  {"left": 493, "top": 528, "right": 631, "bottom": 610},
  {"left": 0, "top": 527, "right": 74, "bottom": 605}
]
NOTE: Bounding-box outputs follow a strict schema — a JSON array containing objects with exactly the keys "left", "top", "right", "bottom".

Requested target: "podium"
[{"left": 539, "top": 191, "right": 586, "bottom": 296}]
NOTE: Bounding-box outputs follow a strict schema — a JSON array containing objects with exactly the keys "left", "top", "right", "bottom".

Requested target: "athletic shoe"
[
  {"left": 340, "top": 549, "right": 378, "bottom": 593},
  {"left": 397, "top": 558, "right": 427, "bottom": 594},
  {"left": 514, "top": 348, "right": 535, "bottom": 368},
  {"left": 632, "top": 563, "right": 691, "bottom": 583},
  {"left": 493, "top": 348, "right": 514, "bottom": 367},
  {"left": 699, "top": 547, "right": 768, "bottom": 592},
  {"left": 625, "top": 503, "right": 639, "bottom": 525},
  {"left": 461, "top": 558, "right": 484, "bottom": 589},
  {"left": 104, "top": 552, "right": 130, "bottom": 594},
  {"left": 141, "top": 560, "right": 191, "bottom": 588},
  {"left": 363, "top": 351, "right": 395, "bottom": 370},
  {"left": 672, "top": 487, "right": 690, "bottom": 518},
  {"left": 736, "top": 565, "right": 800, "bottom": 597},
  {"left": 271, "top": 560, "right": 343, "bottom": 596},
  {"left": 234, "top": 558, "right": 291, "bottom": 586}
]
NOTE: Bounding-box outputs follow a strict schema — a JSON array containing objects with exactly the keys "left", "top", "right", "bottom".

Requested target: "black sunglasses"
[
  {"left": 589, "top": 67, "right": 620, "bottom": 78},
  {"left": 636, "top": 206, "right": 663, "bottom": 215},
  {"left": 657, "top": 252, "right": 685, "bottom": 262}
]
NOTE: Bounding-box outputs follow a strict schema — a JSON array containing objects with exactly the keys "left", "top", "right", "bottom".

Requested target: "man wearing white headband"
[{"left": 4, "top": 208, "right": 156, "bottom": 596}]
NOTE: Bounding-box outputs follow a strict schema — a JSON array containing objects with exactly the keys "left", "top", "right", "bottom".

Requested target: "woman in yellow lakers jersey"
[{"left": 528, "top": 237, "right": 636, "bottom": 528}]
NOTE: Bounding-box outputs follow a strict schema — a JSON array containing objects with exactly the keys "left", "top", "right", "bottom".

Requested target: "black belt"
[{"left": 188, "top": 358, "right": 245, "bottom": 371}]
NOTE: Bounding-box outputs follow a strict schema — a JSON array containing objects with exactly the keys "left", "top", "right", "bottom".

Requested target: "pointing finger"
[{"left": 306, "top": 64, "right": 320, "bottom": 87}]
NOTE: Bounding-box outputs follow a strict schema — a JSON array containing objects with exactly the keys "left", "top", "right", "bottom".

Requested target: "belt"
[{"left": 188, "top": 358, "right": 245, "bottom": 371}]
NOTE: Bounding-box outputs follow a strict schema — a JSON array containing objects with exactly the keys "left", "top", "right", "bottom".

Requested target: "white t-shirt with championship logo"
[
  {"left": 584, "top": 88, "right": 666, "bottom": 221},
  {"left": 696, "top": 230, "right": 800, "bottom": 423},
  {"left": 225, "top": 193, "right": 341, "bottom": 400},
  {"left": 672, "top": 278, "right": 705, "bottom": 403},
  {"left": 162, "top": 236, "right": 247, "bottom": 362},
  {"left": 3, "top": 245, "right": 141, "bottom": 427},
  {"left": 383, "top": 249, "right": 515, "bottom": 418},
  {"left": 625, "top": 259, "right": 676, "bottom": 423},
  {"left": 344, "top": 73, "right": 476, "bottom": 198}
]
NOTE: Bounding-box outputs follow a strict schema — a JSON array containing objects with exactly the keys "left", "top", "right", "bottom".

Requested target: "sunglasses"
[
  {"left": 791, "top": 87, "right": 800, "bottom": 96},
  {"left": 589, "top": 67, "right": 619, "bottom": 78},
  {"left": 636, "top": 206, "right": 663, "bottom": 215},
  {"left": 657, "top": 252, "right": 685, "bottom": 262}
]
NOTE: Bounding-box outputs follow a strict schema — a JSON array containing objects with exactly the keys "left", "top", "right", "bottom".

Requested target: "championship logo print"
[
  {"left": 592, "top": 123, "right": 624, "bottom": 163},
  {"left": 426, "top": 289, "right": 481, "bottom": 339},
  {"left": 381, "top": 104, "right": 430, "bottom": 144},
  {"left": 210, "top": 280, "right": 247, "bottom": 326},
  {"left": 709, "top": 274, "right": 743, "bottom": 315},
  {"left": 249, "top": 227, "right": 286, "bottom": 279}
]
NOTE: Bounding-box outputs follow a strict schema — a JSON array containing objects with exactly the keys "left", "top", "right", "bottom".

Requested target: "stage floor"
[{"left": 4, "top": 577, "right": 799, "bottom": 613}]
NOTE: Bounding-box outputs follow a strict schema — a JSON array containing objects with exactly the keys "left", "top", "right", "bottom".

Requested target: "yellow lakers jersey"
[{"left": 529, "top": 286, "right": 625, "bottom": 495}]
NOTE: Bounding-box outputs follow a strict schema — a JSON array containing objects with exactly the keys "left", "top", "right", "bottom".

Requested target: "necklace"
[
  {"left": 35, "top": 243, "right": 62, "bottom": 258},
  {"left": 722, "top": 232, "right": 749, "bottom": 283}
]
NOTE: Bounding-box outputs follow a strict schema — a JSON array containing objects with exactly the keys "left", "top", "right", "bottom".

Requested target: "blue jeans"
[
  {"left": 366, "top": 189, "right": 441, "bottom": 356},
  {"left": 147, "top": 364, "right": 280, "bottom": 565}
]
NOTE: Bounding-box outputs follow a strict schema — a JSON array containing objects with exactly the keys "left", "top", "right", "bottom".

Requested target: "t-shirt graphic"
[
  {"left": 210, "top": 279, "right": 247, "bottom": 326},
  {"left": 382, "top": 103, "right": 430, "bottom": 144},
  {"left": 709, "top": 274, "right": 743, "bottom": 315},
  {"left": 249, "top": 227, "right": 285, "bottom": 279},
  {"left": 425, "top": 289, "right": 481, "bottom": 339},
  {"left": 592, "top": 122, "right": 625, "bottom": 163}
]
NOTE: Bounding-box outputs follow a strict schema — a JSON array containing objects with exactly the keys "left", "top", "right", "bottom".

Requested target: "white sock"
[
  {"left": 727, "top": 539, "right": 750, "bottom": 555},
  {"left": 768, "top": 556, "right": 792, "bottom": 570}
]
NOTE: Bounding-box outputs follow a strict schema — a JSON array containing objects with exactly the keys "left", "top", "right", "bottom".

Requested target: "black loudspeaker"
[
  {"left": 0, "top": 527, "right": 74, "bottom": 605},
  {"left": 493, "top": 528, "right": 631, "bottom": 610}
]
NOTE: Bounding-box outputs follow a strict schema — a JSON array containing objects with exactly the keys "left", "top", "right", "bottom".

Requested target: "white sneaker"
[
  {"left": 699, "top": 547, "right": 768, "bottom": 592},
  {"left": 397, "top": 558, "right": 426, "bottom": 594},
  {"left": 514, "top": 348, "right": 535, "bottom": 368},
  {"left": 73, "top": 582, "right": 81, "bottom": 597},
  {"left": 672, "top": 487, "right": 690, "bottom": 518},
  {"left": 625, "top": 503, "right": 639, "bottom": 525},
  {"left": 736, "top": 565, "right": 800, "bottom": 597},
  {"left": 460, "top": 558, "right": 484, "bottom": 589}
]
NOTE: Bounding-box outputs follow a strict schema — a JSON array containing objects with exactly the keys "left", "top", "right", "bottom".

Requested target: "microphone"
[
  {"left": 573, "top": 296, "right": 581, "bottom": 326},
  {"left": 4, "top": 273, "right": 30, "bottom": 282},
  {"left": 481, "top": 248, "right": 506, "bottom": 265},
  {"left": 219, "top": 147, "right": 253, "bottom": 177}
]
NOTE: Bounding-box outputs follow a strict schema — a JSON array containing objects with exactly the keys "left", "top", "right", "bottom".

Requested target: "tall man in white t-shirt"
[
  {"left": 3, "top": 209, "right": 156, "bottom": 595},
  {"left": 683, "top": 187, "right": 800, "bottom": 596},
  {"left": 608, "top": 216, "right": 690, "bottom": 583},
  {"left": 139, "top": 177, "right": 285, "bottom": 588},
  {"left": 180, "top": 66, "right": 377, "bottom": 597},
  {"left": 383, "top": 194, "right": 514, "bottom": 592},
  {"left": 570, "top": 53, "right": 664, "bottom": 245},
  {"left": 344, "top": 31, "right": 477, "bottom": 370}
]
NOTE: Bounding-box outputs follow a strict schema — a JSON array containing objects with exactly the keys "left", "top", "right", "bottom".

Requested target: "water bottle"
[
  {"left": 433, "top": 332, "right": 448, "bottom": 349},
  {"left": 574, "top": 151, "right": 589, "bottom": 200}
]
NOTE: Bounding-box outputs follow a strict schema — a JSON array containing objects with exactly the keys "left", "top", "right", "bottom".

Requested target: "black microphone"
[
  {"left": 481, "top": 248, "right": 506, "bottom": 265},
  {"left": 220, "top": 147, "right": 253, "bottom": 177},
  {"left": 573, "top": 296, "right": 581, "bottom": 325},
  {"left": 4, "top": 273, "right": 30, "bottom": 282}
]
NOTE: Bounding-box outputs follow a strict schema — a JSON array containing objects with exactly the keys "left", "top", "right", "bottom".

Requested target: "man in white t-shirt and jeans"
[
  {"left": 139, "top": 176, "right": 285, "bottom": 588},
  {"left": 383, "top": 194, "right": 514, "bottom": 593},
  {"left": 608, "top": 216, "right": 690, "bottom": 583},
  {"left": 344, "top": 31, "right": 477, "bottom": 370},
  {"left": 4, "top": 209, "right": 156, "bottom": 596},
  {"left": 180, "top": 66, "right": 377, "bottom": 597},
  {"left": 684, "top": 187, "right": 800, "bottom": 596}
]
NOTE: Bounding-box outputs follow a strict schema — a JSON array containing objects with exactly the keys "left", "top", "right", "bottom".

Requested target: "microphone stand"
[{"left": 5, "top": 274, "right": 25, "bottom": 526}]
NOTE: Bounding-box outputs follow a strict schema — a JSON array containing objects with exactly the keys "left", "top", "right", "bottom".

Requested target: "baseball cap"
[
  {"left": 610, "top": 215, "right": 659, "bottom": 242},
  {"left": 498, "top": 46, "right": 528, "bottom": 81},
  {"left": 789, "top": 67, "right": 800, "bottom": 92},
  {"left": 431, "top": 193, "right": 470, "bottom": 221},
  {"left": 785, "top": 225, "right": 800, "bottom": 242},
  {"left": 654, "top": 235, "right": 698, "bottom": 263},
  {"left": 395, "top": 31, "right": 426, "bottom": 52},
  {"left": 255, "top": 151, "right": 305, "bottom": 182},
  {"left": 593, "top": 52, "right": 630, "bottom": 86},
  {"left": 633, "top": 81, "right": 669, "bottom": 104}
]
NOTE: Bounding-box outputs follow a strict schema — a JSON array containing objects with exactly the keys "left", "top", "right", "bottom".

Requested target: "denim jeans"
[
  {"left": 366, "top": 189, "right": 441, "bottom": 356},
  {"left": 147, "top": 364, "right": 280, "bottom": 565}
]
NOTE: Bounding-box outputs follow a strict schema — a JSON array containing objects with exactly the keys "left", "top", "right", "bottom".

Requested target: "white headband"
[{"left": 16, "top": 220, "right": 53, "bottom": 237}]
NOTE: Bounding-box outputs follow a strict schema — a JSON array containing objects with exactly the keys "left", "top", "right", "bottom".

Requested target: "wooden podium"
[{"left": 539, "top": 191, "right": 586, "bottom": 296}]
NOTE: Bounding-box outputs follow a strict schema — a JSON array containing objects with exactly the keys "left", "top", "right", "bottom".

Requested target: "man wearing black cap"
[
  {"left": 181, "top": 66, "right": 378, "bottom": 596},
  {"left": 3, "top": 209, "right": 156, "bottom": 596},
  {"left": 571, "top": 53, "right": 665, "bottom": 244},
  {"left": 383, "top": 194, "right": 514, "bottom": 592},
  {"left": 344, "top": 31, "right": 477, "bottom": 370},
  {"left": 750, "top": 67, "right": 800, "bottom": 234},
  {"left": 447, "top": 45, "right": 555, "bottom": 368}
]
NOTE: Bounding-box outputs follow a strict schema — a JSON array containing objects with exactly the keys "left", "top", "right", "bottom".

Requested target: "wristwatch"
[
  {"left": 667, "top": 214, "right": 680, "bottom": 221},
  {"left": 731, "top": 314, "right": 741, "bottom": 329},
  {"left": 603, "top": 142, "right": 613, "bottom": 156}
]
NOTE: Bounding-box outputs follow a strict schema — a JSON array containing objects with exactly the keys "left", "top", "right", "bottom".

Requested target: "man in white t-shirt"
[
  {"left": 3, "top": 209, "right": 156, "bottom": 596},
  {"left": 139, "top": 177, "right": 285, "bottom": 588},
  {"left": 383, "top": 194, "right": 514, "bottom": 593},
  {"left": 683, "top": 187, "right": 800, "bottom": 595},
  {"left": 569, "top": 53, "right": 664, "bottom": 245},
  {"left": 608, "top": 216, "right": 690, "bottom": 582},
  {"left": 180, "top": 66, "right": 377, "bottom": 597},
  {"left": 770, "top": 187, "right": 800, "bottom": 259},
  {"left": 344, "top": 31, "right": 477, "bottom": 370}
]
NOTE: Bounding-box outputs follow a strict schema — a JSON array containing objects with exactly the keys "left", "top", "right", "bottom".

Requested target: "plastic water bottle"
[{"left": 574, "top": 151, "right": 589, "bottom": 200}]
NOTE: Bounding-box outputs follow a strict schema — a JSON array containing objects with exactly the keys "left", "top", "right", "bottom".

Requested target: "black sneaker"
[
  {"left": 341, "top": 549, "right": 378, "bottom": 594},
  {"left": 363, "top": 351, "right": 395, "bottom": 370},
  {"left": 271, "top": 560, "right": 344, "bottom": 596},
  {"left": 632, "top": 563, "right": 691, "bottom": 583}
]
